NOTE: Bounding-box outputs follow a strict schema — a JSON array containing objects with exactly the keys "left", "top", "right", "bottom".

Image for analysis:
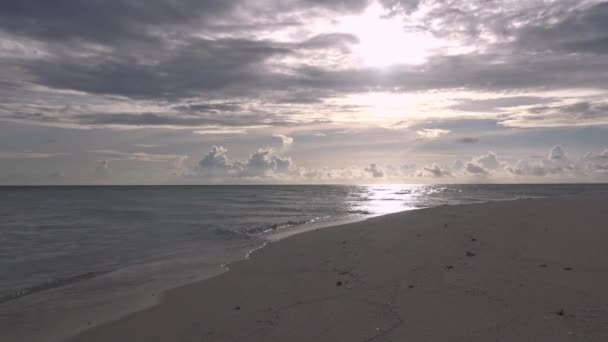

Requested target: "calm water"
[{"left": 1, "top": 184, "right": 607, "bottom": 315}]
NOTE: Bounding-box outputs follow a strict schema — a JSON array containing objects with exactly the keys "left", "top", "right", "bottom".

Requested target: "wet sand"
[{"left": 66, "top": 195, "right": 608, "bottom": 341}]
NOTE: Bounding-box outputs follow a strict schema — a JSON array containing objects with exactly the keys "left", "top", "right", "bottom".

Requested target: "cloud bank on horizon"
[{"left": 0, "top": 0, "right": 607, "bottom": 184}]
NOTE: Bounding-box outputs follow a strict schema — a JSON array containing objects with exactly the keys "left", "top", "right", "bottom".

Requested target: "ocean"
[{"left": 1, "top": 184, "right": 608, "bottom": 339}]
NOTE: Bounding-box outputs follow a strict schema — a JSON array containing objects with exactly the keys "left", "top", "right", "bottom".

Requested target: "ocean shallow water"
[{"left": 1, "top": 184, "right": 608, "bottom": 340}]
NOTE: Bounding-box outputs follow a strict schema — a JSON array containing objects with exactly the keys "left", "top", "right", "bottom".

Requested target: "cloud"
[
  {"left": 198, "top": 145, "right": 241, "bottom": 176},
  {"left": 516, "top": 2, "right": 608, "bottom": 56},
  {"left": 3, "top": 0, "right": 608, "bottom": 133},
  {"left": 88, "top": 149, "right": 188, "bottom": 176},
  {"left": 450, "top": 96, "right": 556, "bottom": 113},
  {"left": 457, "top": 137, "right": 479, "bottom": 144},
  {"left": 297, "top": 33, "right": 359, "bottom": 50},
  {"left": 422, "top": 164, "right": 451, "bottom": 178},
  {"left": 1, "top": 0, "right": 608, "bottom": 185},
  {"left": 241, "top": 148, "right": 293, "bottom": 177},
  {"left": 194, "top": 128, "right": 248, "bottom": 135},
  {"left": 90, "top": 149, "right": 187, "bottom": 164},
  {"left": 460, "top": 152, "right": 501, "bottom": 176},
  {"left": 0, "top": 151, "right": 66, "bottom": 159},
  {"left": 26, "top": 37, "right": 292, "bottom": 99},
  {"left": 0, "top": 1, "right": 235, "bottom": 44},
  {"left": 364, "top": 163, "right": 385, "bottom": 178},
  {"left": 579, "top": 149, "right": 608, "bottom": 174},
  {"left": 501, "top": 100, "right": 608, "bottom": 128},
  {"left": 465, "top": 162, "right": 488, "bottom": 175},
  {"left": 191, "top": 144, "right": 608, "bottom": 183},
  {"left": 272, "top": 134, "right": 294, "bottom": 150},
  {"left": 475, "top": 151, "right": 500, "bottom": 170},
  {"left": 416, "top": 128, "right": 450, "bottom": 140},
  {"left": 506, "top": 145, "right": 575, "bottom": 177},
  {"left": 197, "top": 145, "right": 293, "bottom": 178},
  {"left": 0, "top": 1, "right": 366, "bottom": 46},
  {"left": 73, "top": 112, "right": 294, "bottom": 129}
]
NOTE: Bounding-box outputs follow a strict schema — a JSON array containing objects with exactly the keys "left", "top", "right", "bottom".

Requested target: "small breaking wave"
[
  {"left": 346, "top": 209, "right": 373, "bottom": 215},
  {"left": 0, "top": 271, "right": 98, "bottom": 304},
  {"left": 245, "top": 216, "right": 331, "bottom": 235}
]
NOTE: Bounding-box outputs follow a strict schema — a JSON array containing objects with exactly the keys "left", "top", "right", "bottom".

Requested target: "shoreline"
[
  {"left": 2, "top": 194, "right": 606, "bottom": 342},
  {"left": 0, "top": 207, "right": 375, "bottom": 342},
  {"left": 66, "top": 193, "right": 608, "bottom": 341}
]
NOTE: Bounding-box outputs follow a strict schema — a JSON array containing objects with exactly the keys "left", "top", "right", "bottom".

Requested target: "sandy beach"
[{"left": 55, "top": 195, "right": 608, "bottom": 341}]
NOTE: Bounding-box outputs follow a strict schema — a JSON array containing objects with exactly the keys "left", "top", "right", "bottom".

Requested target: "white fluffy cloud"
[
  {"left": 272, "top": 134, "right": 294, "bottom": 150},
  {"left": 475, "top": 151, "right": 500, "bottom": 170},
  {"left": 506, "top": 145, "right": 574, "bottom": 177},
  {"left": 198, "top": 146, "right": 294, "bottom": 179},
  {"left": 198, "top": 146, "right": 241, "bottom": 176},
  {"left": 462, "top": 151, "right": 501, "bottom": 176},
  {"left": 579, "top": 149, "right": 608, "bottom": 175},
  {"left": 194, "top": 144, "right": 608, "bottom": 183},
  {"left": 465, "top": 162, "right": 488, "bottom": 175},
  {"left": 242, "top": 149, "right": 293, "bottom": 177}
]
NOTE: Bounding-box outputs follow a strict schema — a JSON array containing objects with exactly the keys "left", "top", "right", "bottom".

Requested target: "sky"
[{"left": 1, "top": 0, "right": 608, "bottom": 184}]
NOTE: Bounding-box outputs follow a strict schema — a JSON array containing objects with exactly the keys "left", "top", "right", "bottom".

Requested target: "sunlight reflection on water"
[{"left": 352, "top": 184, "right": 447, "bottom": 216}]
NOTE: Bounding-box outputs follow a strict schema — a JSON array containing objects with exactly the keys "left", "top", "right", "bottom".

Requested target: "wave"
[
  {"left": 245, "top": 216, "right": 330, "bottom": 235},
  {"left": 346, "top": 209, "right": 373, "bottom": 215},
  {"left": 0, "top": 271, "right": 98, "bottom": 304}
]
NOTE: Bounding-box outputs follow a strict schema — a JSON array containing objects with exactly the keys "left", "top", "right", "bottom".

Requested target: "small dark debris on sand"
[
  {"left": 443, "top": 223, "right": 448, "bottom": 228},
  {"left": 408, "top": 285, "right": 415, "bottom": 289},
  {"left": 336, "top": 281, "right": 343, "bottom": 287},
  {"left": 465, "top": 251, "right": 476, "bottom": 257},
  {"left": 556, "top": 308, "right": 565, "bottom": 316},
  {"left": 234, "top": 306, "right": 241, "bottom": 311},
  {"left": 563, "top": 267, "right": 573, "bottom": 271},
  {"left": 446, "top": 265, "right": 454, "bottom": 270},
  {"left": 539, "top": 264, "right": 548, "bottom": 268},
  {"left": 470, "top": 237, "right": 477, "bottom": 242}
]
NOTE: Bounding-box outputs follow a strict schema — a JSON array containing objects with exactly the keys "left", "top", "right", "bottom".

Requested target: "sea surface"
[{"left": 1, "top": 184, "right": 608, "bottom": 338}]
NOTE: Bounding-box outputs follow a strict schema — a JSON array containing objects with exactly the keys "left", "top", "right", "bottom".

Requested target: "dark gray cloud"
[
  {"left": 175, "top": 102, "right": 243, "bottom": 113},
  {"left": 25, "top": 37, "right": 292, "bottom": 98},
  {"left": 294, "top": 51, "right": 608, "bottom": 93},
  {"left": 502, "top": 100, "right": 608, "bottom": 127},
  {"left": 364, "top": 163, "right": 385, "bottom": 178},
  {"left": 2, "top": 0, "right": 608, "bottom": 132},
  {"left": 457, "top": 137, "right": 479, "bottom": 144},
  {"left": 73, "top": 112, "right": 295, "bottom": 128},
  {"left": 529, "top": 101, "right": 608, "bottom": 120},
  {"left": 0, "top": 1, "right": 232, "bottom": 43},
  {"left": 422, "top": 164, "right": 451, "bottom": 177},
  {"left": 7, "top": 1, "right": 608, "bottom": 105},
  {"left": 0, "top": 0, "right": 366, "bottom": 44},
  {"left": 517, "top": 2, "right": 608, "bottom": 55}
]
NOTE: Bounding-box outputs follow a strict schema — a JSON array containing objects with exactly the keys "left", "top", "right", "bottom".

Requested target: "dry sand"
[{"left": 61, "top": 195, "right": 608, "bottom": 341}]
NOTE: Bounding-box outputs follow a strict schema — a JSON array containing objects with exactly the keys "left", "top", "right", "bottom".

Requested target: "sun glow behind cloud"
[{"left": 337, "top": 2, "right": 438, "bottom": 67}]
